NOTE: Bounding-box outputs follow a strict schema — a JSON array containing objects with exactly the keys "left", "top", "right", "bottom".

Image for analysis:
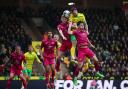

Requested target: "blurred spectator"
[
  {"left": 0, "top": 10, "right": 32, "bottom": 52},
  {"left": 0, "top": 44, "right": 10, "bottom": 75}
]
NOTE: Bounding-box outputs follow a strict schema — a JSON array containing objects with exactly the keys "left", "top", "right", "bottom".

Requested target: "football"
[{"left": 62, "top": 10, "right": 70, "bottom": 18}]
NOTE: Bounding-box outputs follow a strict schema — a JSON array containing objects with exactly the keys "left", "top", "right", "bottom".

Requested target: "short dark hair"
[{"left": 77, "top": 21, "right": 85, "bottom": 26}]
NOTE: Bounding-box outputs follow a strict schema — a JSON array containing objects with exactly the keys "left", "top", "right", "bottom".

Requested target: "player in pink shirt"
[
  {"left": 68, "top": 21, "right": 104, "bottom": 84},
  {"left": 4, "top": 45, "right": 27, "bottom": 89},
  {"left": 39, "top": 31, "right": 58, "bottom": 88},
  {"left": 56, "top": 15, "right": 72, "bottom": 72}
]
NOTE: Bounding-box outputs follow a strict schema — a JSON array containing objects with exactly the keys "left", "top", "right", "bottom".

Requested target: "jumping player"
[
  {"left": 69, "top": 7, "right": 89, "bottom": 60},
  {"left": 68, "top": 21, "right": 104, "bottom": 85},
  {"left": 69, "top": 7, "right": 89, "bottom": 33},
  {"left": 3, "top": 45, "right": 27, "bottom": 89},
  {"left": 56, "top": 15, "right": 72, "bottom": 72},
  {"left": 21, "top": 45, "right": 42, "bottom": 89},
  {"left": 39, "top": 31, "right": 58, "bottom": 88}
]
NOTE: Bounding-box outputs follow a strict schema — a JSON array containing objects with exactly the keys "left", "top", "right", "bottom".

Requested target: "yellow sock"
[
  {"left": 83, "top": 63, "right": 89, "bottom": 72},
  {"left": 71, "top": 46, "right": 76, "bottom": 59}
]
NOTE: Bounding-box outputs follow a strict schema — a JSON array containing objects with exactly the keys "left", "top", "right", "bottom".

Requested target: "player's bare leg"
[
  {"left": 21, "top": 73, "right": 29, "bottom": 89},
  {"left": 45, "top": 65, "right": 51, "bottom": 88},
  {"left": 92, "top": 55, "right": 104, "bottom": 78},
  {"left": 25, "top": 75, "right": 30, "bottom": 86},
  {"left": 73, "top": 60, "right": 83, "bottom": 85},
  {"left": 56, "top": 51, "right": 64, "bottom": 72},
  {"left": 6, "top": 73, "right": 15, "bottom": 89},
  {"left": 19, "top": 73, "right": 27, "bottom": 89},
  {"left": 50, "top": 64, "right": 56, "bottom": 88},
  {"left": 71, "top": 41, "right": 77, "bottom": 60}
]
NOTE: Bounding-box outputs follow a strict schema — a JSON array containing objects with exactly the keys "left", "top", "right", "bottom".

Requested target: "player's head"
[
  {"left": 71, "top": 7, "right": 78, "bottom": 16},
  {"left": 28, "top": 45, "right": 33, "bottom": 52},
  {"left": 47, "top": 31, "right": 53, "bottom": 39},
  {"left": 61, "top": 15, "right": 68, "bottom": 23},
  {"left": 71, "top": 22, "right": 77, "bottom": 29},
  {"left": 54, "top": 34, "right": 59, "bottom": 41},
  {"left": 15, "top": 45, "right": 21, "bottom": 54},
  {"left": 77, "top": 21, "right": 85, "bottom": 29}
]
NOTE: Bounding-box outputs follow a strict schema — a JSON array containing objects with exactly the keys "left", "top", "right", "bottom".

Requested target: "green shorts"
[
  {"left": 23, "top": 69, "right": 32, "bottom": 77},
  {"left": 71, "top": 35, "right": 76, "bottom": 41}
]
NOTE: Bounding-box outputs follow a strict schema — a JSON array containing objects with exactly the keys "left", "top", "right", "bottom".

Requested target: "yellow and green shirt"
[
  {"left": 69, "top": 13, "right": 86, "bottom": 23},
  {"left": 24, "top": 52, "right": 41, "bottom": 70}
]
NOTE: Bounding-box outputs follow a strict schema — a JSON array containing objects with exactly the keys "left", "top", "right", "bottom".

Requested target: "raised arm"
[
  {"left": 57, "top": 27, "right": 67, "bottom": 40},
  {"left": 87, "top": 38, "right": 95, "bottom": 48},
  {"left": 68, "top": 22, "right": 73, "bottom": 34},
  {"left": 85, "top": 20, "right": 89, "bottom": 35},
  {"left": 83, "top": 14, "right": 89, "bottom": 35}
]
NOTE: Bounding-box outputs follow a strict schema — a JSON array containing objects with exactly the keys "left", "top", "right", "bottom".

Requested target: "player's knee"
[
  {"left": 57, "top": 55, "right": 61, "bottom": 59},
  {"left": 19, "top": 75, "right": 26, "bottom": 80},
  {"left": 25, "top": 75, "right": 29, "bottom": 80},
  {"left": 46, "top": 68, "right": 50, "bottom": 73},
  {"left": 51, "top": 68, "right": 55, "bottom": 73},
  {"left": 8, "top": 77, "right": 13, "bottom": 81},
  {"left": 51, "top": 67, "right": 54, "bottom": 71},
  {"left": 8, "top": 76, "right": 14, "bottom": 81},
  {"left": 9, "top": 75, "right": 14, "bottom": 79},
  {"left": 27, "top": 76, "right": 30, "bottom": 80},
  {"left": 92, "top": 55, "right": 98, "bottom": 62},
  {"left": 21, "top": 77, "right": 26, "bottom": 81}
]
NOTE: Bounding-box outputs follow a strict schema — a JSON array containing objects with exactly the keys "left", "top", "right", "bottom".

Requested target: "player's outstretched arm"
[
  {"left": 68, "top": 22, "right": 73, "bottom": 34},
  {"left": 84, "top": 20, "right": 89, "bottom": 35},
  {"left": 58, "top": 28, "right": 67, "bottom": 40},
  {"left": 88, "top": 38, "right": 95, "bottom": 48},
  {"left": 85, "top": 20, "right": 89, "bottom": 35},
  {"left": 82, "top": 13, "right": 89, "bottom": 35}
]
